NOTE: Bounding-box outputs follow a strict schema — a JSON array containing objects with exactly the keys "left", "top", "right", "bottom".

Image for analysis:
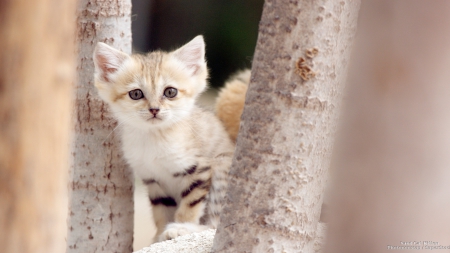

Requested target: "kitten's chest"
[{"left": 121, "top": 128, "right": 196, "bottom": 181}]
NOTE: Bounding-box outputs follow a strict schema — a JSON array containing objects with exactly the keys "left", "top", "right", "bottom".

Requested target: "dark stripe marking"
[
  {"left": 150, "top": 196, "right": 177, "bottom": 207},
  {"left": 173, "top": 165, "right": 197, "bottom": 177},
  {"left": 189, "top": 195, "right": 207, "bottom": 207},
  {"left": 185, "top": 165, "right": 197, "bottom": 175},
  {"left": 142, "top": 178, "right": 157, "bottom": 185},
  {"left": 197, "top": 166, "right": 211, "bottom": 173},
  {"left": 181, "top": 180, "right": 206, "bottom": 198}
]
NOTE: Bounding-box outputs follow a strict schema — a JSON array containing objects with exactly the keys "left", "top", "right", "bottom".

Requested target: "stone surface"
[
  {"left": 135, "top": 229, "right": 216, "bottom": 253},
  {"left": 135, "top": 223, "right": 326, "bottom": 253}
]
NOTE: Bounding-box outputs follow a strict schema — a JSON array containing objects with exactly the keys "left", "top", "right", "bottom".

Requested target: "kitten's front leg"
[
  {"left": 143, "top": 178, "right": 177, "bottom": 242},
  {"left": 151, "top": 203, "right": 176, "bottom": 241},
  {"left": 174, "top": 176, "right": 211, "bottom": 222},
  {"left": 158, "top": 164, "right": 213, "bottom": 241}
]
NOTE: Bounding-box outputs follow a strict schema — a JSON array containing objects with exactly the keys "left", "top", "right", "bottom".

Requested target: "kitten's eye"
[
  {"left": 129, "top": 89, "right": 144, "bottom": 100},
  {"left": 164, "top": 87, "right": 178, "bottom": 98}
]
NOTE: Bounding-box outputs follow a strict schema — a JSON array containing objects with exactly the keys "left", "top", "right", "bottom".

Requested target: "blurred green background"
[{"left": 131, "top": 0, "right": 264, "bottom": 88}]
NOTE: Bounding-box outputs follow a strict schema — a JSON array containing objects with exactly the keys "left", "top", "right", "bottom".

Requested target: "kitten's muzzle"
[{"left": 149, "top": 108, "right": 160, "bottom": 116}]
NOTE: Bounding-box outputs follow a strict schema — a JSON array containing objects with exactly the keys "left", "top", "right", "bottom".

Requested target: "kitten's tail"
[{"left": 215, "top": 69, "right": 250, "bottom": 143}]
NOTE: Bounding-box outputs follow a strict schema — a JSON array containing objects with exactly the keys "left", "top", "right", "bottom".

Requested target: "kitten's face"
[{"left": 93, "top": 36, "right": 208, "bottom": 130}]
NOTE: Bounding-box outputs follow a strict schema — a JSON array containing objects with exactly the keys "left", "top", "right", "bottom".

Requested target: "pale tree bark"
[
  {"left": 212, "top": 0, "right": 360, "bottom": 252},
  {"left": 67, "top": 1, "right": 133, "bottom": 252},
  {"left": 324, "top": 1, "right": 450, "bottom": 252},
  {"left": 0, "top": 0, "right": 75, "bottom": 253}
]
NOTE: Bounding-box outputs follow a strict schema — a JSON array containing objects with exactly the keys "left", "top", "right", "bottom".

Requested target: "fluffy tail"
[{"left": 215, "top": 69, "right": 250, "bottom": 142}]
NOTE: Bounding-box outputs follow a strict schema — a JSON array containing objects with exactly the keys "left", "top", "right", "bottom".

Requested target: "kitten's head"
[{"left": 93, "top": 36, "right": 208, "bottom": 130}]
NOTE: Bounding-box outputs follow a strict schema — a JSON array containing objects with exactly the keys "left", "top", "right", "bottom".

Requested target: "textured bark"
[
  {"left": 67, "top": 1, "right": 133, "bottom": 252},
  {"left": 212, "top": 0, "right": 360, "bottom": 252},
  {"left": 324, "top": 1, "right": 450, "bottom": 252},
  {"left": 0, "top": 0, "right": 75, "bottom": 252}
]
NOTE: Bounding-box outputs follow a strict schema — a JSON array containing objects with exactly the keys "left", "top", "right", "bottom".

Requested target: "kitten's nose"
[{"left": 149, "top": 108, "right": 160, "bottom": 116}]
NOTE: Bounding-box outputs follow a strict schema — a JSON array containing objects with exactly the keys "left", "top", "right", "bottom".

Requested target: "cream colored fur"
[
  {"left": 215, "top": 70, "right": 250, "bottom": 142},
  {"left": 93, "top": 36, "right": 235, "bottom": 243}
]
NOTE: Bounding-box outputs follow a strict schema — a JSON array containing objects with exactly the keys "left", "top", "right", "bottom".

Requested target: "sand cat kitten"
[{"left": 93, "top": 36, "right": 234, "bottom": 242}]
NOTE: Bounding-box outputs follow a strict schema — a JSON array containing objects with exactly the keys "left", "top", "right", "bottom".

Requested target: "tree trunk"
[
  {"left": 212, "top": 0, "right": 360, "bottom": 252},
  {"left": 324, "top": 1, "right": 450, "bottom": 252},
  {"left": 0, "top": 0, "right": 75, "bottom": 253},
  {"left": 67, "top": 1, "right": 133, "bottom": 252}
]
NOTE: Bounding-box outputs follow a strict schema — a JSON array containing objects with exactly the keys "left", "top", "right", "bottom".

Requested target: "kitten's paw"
[
  {"left": 158, "top": 225, "right": 190, "bottom": 241},
  {"left": 158, "top": 222, "right": 209, "bottom": 241}
]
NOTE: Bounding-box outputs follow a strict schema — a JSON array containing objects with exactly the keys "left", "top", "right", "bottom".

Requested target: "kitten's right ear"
[{"left": 93, "top": 42, "right": 130, "bottom": 83}]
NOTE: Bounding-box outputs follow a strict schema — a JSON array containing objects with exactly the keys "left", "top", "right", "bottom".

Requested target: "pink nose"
[{"left": 149, "top": 108, "right": 160, "bottom": 116}]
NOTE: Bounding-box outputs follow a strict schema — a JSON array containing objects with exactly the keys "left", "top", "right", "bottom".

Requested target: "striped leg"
[
  {"left": 143, "top": 178, "right": 177, "bottom": 242},
  {"left": 159, "top": 164, "right": 214, "bottom": 241},
  {"left": 175, "top": 164, "right": 212, "bottom": 223}
]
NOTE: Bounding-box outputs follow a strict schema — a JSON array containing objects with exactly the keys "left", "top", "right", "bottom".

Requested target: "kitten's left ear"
[
  {"left": 93, "top": 42, "right": 131, "bottom": 83},
  {"left": 173, "top": 36, "right": 206, "bottom": 76}
]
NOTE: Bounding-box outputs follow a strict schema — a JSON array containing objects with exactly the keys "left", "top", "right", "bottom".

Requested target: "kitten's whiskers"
[{"left": 102, "top": 115, "right": 133, "bottom": 143}]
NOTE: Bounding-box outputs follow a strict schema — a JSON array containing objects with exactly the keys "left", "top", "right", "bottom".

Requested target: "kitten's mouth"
[{"left": 147, "top": 116, "right": 162, "bottom": 121}]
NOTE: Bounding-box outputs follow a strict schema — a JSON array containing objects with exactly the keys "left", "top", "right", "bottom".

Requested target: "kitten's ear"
[
  {"left": 173, "top": 36, "right": 206, "bottom": 76},
  {"left": 93, "top": 42, "right": 130, "bottom": 82}
]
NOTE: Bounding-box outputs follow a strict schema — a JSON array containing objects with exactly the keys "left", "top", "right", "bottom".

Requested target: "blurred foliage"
[{"left": 132, "top": 0, "right": 264, "bottom": 88}]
